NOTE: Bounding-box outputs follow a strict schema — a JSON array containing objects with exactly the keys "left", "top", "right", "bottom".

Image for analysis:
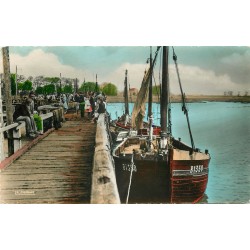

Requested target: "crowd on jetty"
[{"left": 12, "top": 91, "right": 107, "bottom": 138}]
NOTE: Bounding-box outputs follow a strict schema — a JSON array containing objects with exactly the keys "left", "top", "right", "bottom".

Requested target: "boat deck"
[
  {"left": 118, "top": 137, "right": 158, "bottom": 155},
  {"left": 0, "top": 113, "right": 96, "bottom": 204}
]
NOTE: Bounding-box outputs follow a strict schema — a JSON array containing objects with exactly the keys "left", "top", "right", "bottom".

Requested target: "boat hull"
[
  {"left": 170, "top": 149, "right": 210, "bottom": 203},
  {"left": 113, "top": 147, "right": 210, "bottom": 204},
  {"left": 114, "top": 155, "right": 171, "bottom": 203}
]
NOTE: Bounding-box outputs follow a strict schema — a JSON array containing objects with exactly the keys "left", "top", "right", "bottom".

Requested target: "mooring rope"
[{"left": 126, "top": 153, "right": 136, "bottom": 204}]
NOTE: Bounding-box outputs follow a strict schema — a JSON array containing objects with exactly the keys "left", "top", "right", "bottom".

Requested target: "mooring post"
[
  {"left": 0, "top": 69, "right": 5, "bottom": 161},
  {"left": 2, "top": 47, "right": 14, "bottom": 156}
]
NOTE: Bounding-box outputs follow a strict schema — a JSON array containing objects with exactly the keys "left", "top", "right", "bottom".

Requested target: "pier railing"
[
  {"left": 91, "top": 113, "right": 121, "bottom": 204},
  {"left": 0, "top": 122, "right": 25, "bottom": 162},
  {"left": 0, "top": 110, "right": 57, "bottom": 165}
]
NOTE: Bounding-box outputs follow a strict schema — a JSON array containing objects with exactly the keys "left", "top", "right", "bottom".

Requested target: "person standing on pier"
[
  {"left": 84, "top": 95, "right": 92, "bottom": 119},
  {"left": 78, "top": 94, "right": 85, "bottom": 118},
  {"left": 92, "top": 96, "right": 106, "bottom": 123},
  {"left": 89, "top": 92, "right": 95, "bottom": 118},
  {"left": 28, "top": 91, "right": 43, "bottom": 135},
  {"left": 61, "top": 94, "right": 68, "bottom": 114},
  {"left": 74, "top": 93, "right": 81, "bottom": 114}
]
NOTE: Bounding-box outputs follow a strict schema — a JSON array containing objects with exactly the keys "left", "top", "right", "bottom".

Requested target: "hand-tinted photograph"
[{"left": 0, "top": 46, "right": 249, "bottom": 204}]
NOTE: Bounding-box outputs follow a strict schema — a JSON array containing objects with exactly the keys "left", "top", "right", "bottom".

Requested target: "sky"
[{"left": 1, "top": 46, "right": 250, "bottom": 95}]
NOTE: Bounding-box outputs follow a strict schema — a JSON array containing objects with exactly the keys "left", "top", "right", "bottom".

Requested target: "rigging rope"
[{"left": 172, "top": 46, "right": 195, "bottom": 151}]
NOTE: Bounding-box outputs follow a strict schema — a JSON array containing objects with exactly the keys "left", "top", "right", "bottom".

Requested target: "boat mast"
[
  {"left": 148, "top": 47, "right": 153, "bottom": 150},
  {"left": 148, "top": 46, "right": 153, "bottom": 119},
  {"left": 160, "top": 46, "right": 169, "bottom": 149},
  {"left": 124, "top": 69, "right": 129, "bottom": 115}
]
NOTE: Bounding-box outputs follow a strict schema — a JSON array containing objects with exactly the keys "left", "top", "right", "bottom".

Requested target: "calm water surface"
[{"left": 106, "top": 102, "right": 250, "bottom": 204}]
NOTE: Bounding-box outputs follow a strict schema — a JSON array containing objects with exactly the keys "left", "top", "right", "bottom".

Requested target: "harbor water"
[{"left": 106, "top": 102, "right": 250, "bottom": 204}]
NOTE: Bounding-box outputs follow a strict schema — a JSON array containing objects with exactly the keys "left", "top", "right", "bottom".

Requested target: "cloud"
[
  {"left": 10, "top": 48, "right": 134, "bottom": 89},
  {"left": 104, "top": 62, "right": 148, "bottom": 90},
  {"left": 219, "top": 50, "right": 250, "bottom": 85},
  {"left": 1, "top": 47, "right": 248, "bottom": 95},
  {"left": 105, "top": 62, "right": 244, "bottom": 95},
  {"left": 5, "top": 48, "right": 149, "bottom": 90},
  {"left": 169, "top": 64, "right": 238, "bottom": 95},
  {"left": 171, "top": 46, "right": 250, "bottom": 88},
  {"left": 7, "top": 49, "right": 86, "bottom": 79}
]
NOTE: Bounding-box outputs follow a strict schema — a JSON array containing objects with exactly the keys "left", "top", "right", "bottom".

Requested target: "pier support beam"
[{"left": 91, "top": 114, "right": 120, "bottom": 204}]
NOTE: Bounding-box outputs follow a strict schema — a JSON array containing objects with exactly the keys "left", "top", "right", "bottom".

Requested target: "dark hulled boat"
[{"left": 113, "top": 46, "right": 211, "bottom": 204}]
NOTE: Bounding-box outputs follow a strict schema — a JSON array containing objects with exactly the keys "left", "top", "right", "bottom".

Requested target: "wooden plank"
[
  {"left": 5, "top": 159, "right": 93, "bottom": 166},
  {"left": 0, "top": 179, "right": 91, "bottom": 188},
  {"left": 5, "top": 164, "right": 91, "bottom": 169},
  {"left": 0, "top": 117, "right": 96, "bottom": 204}
]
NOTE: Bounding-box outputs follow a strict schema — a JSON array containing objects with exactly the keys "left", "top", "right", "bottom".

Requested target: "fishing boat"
[
  {"left": 113, "top": 46, "right": 211, "bottom": 204},
  {"left": 111, "top": 57, "right": 161, "bottom": 142},
  {"left": 110, "top": 70, "right": 131, "bottom": 131},
  {"left": 109, "top": 70, "right": 131, "bottom": 142}
]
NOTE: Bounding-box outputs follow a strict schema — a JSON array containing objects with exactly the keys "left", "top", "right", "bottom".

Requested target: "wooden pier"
[
  {"left": 0, "top": 114, "right": 96, "bottom": 204},
  {"left": 0, "top": 47, "right": 120, "bottom": 204}
]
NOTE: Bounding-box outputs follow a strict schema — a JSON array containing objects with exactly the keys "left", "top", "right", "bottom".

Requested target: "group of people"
[
  {"left": 12, "top": 90, "right": 107, "bottom": 138},
  {"left": 65, "top": 91, "right": 107, "bottom": 122}
]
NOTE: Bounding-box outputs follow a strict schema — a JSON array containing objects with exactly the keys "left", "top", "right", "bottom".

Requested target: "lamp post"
[{"left": 15, "top": 66, "right": 22, "bottom": 97}]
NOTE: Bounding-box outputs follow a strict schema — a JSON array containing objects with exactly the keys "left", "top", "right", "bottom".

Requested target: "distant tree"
[
  {"left": 45, "top": 77, "right": 60, "bottom": 84},
  {"left": 18, "top": 82, "right": 24, "bottom": 91},
  {"left": 43, "top": 84, "right": 56, "bottom": 95},
  {"left": 57, "top": 86, "right": 63, "bottom": 94},
  {"left": 64, "top": 78, "right": 72, "bottom": 84},
  {"left": 22, "top": 80, "right": 33, "bottom": 91},
  {"left": 79, "top": 81, "right": 99, "bottom": 92},
  {"left": 35, "top": 86, "right": 44, "bottom": 95},
  {"left": 28, "top": 76, "right": 33, "bottom": 81},
  {"left": 18, "top": 75, "right": 26, "bottom": 82},
  {"left": 102, "top": 83, "right": 117, "bottom": 96},
  {"left": 34, "top": 75, "right": 44, "bottom": 88},
  {"left": 63, "top": 85, "right": 73, "bottom": 94}
]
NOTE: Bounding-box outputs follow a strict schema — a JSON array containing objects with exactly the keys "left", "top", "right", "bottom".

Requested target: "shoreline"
[{"left": 106, "top": 95, "right": 250, "bottom": 103}]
